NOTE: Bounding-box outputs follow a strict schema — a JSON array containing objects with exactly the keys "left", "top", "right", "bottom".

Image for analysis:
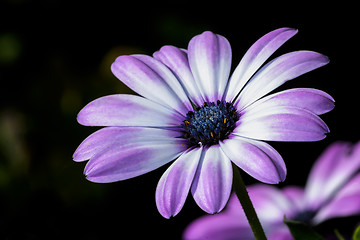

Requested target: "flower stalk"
[{"left": 232, "top": 164, "right": 267, "bottom": 240}]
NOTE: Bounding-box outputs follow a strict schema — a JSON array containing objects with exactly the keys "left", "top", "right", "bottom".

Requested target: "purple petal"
[
  {"left": 313, "top": 174, "right": 360, "bottom": 224},
  {"left": 183, "top": 192, "right": 291, "bottom": 240},
  {"left": 236, "top": 51, "right": 329, "bottom": 111},
  {"left": 188, "top": 31, "right": 232, "bottom": 102},
  {"left": 183, "top": 214, "right": 253, "bottom": 240},
  {"left": 156, "top": 147, "right": 202, "bottom": 218},
  {"left": 191, "top": 145, "right": 232, "bottom": 214},
  {"left": 153, "top": 46, "right": 204, "bottom": 106},
  {"left": 73, "top": 127, "right": 122, "bottom": 162},
  {"left": 111, "top": 55, "right": 191, "bottom": 114},
  {"left": 268, "top": 229, "right": 293, "bottom": 240},
  {"left": 84, "top": 138, "right": 187, "bottom": 183},
  {"left": 77, "top": 94, "right": 183, "bottom": 127},
  {"left": 305, "top": 141, "right": 360, "bottom": 210},
  {"left": 224, "top": 193, "right": 246, "bottom": 216},
  {"left": 234, "top": 106, "right": 329, "bottom": 142},
  {"left": 282, "top": 186, "right": 306, "bottom": 212},
  {"left": 73, "top": 127, "right": 182, "bottom": 162},
  {"left": 220, "top": 135, "right": 286, "bottom": 184},
  {"left": 244, "top": 88, "right": 334, "bottom": 115},
  {"left": 225, "top": 27, "right": 298, "bottom": 102},
  {"left": 247, "top": 185, "right": 293, "bottom": 222},
  {"left": 184, "top": 191, "right": 290, "bottom": 240}
]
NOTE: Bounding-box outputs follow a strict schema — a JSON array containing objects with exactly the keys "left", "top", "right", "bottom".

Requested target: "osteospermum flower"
[
  {"left": 73, "top": 28, "right": 334, "bottom": 218},
  {"left": 184, "top": 141, "right": 360, "bottom": 240}
]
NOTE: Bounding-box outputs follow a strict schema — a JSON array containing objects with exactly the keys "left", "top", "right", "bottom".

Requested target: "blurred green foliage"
[{"left": 0, "top": 33, "right": 22, "bottom": 65}]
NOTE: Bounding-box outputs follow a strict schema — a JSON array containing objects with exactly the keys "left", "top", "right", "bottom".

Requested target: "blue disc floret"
[{"left": 183, "top": 100, "right": 240, "bottom": 147}]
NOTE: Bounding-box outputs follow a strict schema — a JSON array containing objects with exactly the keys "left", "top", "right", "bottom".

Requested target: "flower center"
[
  {"left": 291, "top": 210, "right": 316, "bottom": 225},
  {"left": 183, "top": 100, "right": 239, "bottom": 147}
]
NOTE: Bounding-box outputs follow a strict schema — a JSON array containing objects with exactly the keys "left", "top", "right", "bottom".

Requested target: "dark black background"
[{"left": 0, "top": 1, "right": 359, "bottom": 239}]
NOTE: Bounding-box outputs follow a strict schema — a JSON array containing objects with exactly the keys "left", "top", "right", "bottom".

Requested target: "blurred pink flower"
[{"left": 184, "top": 142, "right": 360, "bottom": 239}]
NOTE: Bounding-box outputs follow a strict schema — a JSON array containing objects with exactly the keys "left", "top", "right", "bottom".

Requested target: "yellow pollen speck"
[
  {"left": 210, "top": 132, "right": 214, "bottom": 137},
  {"left": 224, "top": 118, "right": 228, "bottom": 124}
]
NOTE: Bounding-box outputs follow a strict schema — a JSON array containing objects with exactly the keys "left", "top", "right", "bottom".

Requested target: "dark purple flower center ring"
[{"left": 183, "top": 100, "right": 240, "bottom": 147}]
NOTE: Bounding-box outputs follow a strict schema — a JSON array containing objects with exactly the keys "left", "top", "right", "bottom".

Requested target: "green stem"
[{"left": 232, "top": 164, "right": 267, "bottom": 240}]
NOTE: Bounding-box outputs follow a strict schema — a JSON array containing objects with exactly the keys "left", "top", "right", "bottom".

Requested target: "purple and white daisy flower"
[
  {"left": 73, "top": 28, "right": 334, "bottom": 218},
  {"left": 184, "top": 141, "right": 360, "bottom": 240}
]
